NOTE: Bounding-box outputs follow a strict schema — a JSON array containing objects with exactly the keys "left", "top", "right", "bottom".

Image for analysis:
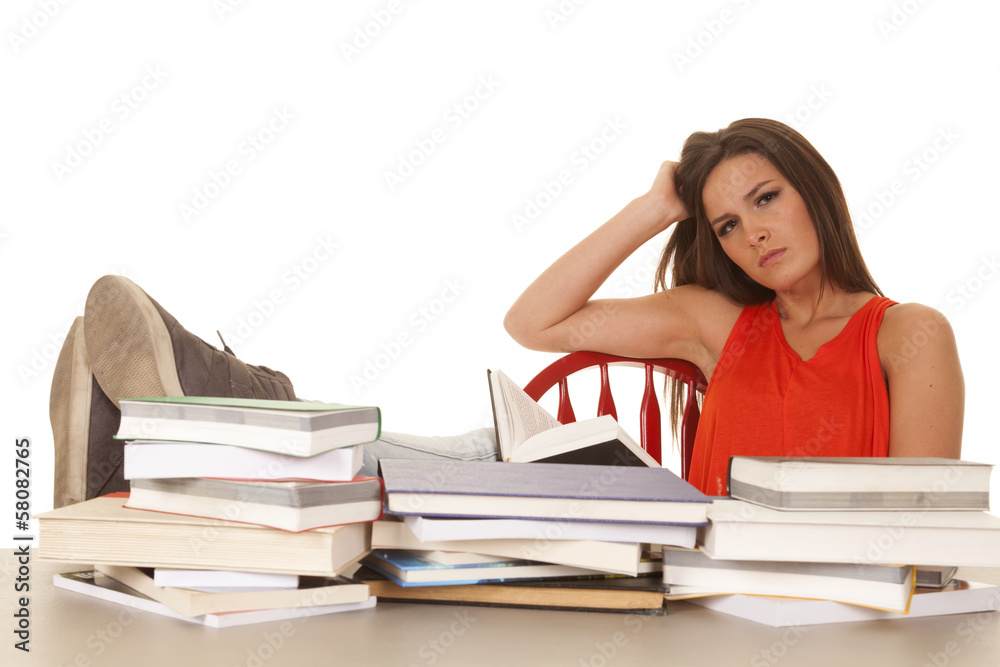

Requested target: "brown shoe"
[
  {"left": 83, "top": 275, "right": 296, "bottom": 406},
  {"left": 49, "top": 317, "right": 128, "bottom": 507}
]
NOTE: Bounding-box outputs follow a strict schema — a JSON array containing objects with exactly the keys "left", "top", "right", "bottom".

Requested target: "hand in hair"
[{"left": 640, "top": 161, "right": 690, "bottom": 233}]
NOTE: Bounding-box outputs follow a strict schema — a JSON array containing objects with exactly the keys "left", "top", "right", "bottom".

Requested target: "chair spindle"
[
  {"left": 640, "top": 363, "right": 662, "bottom": 463},
  {"left": 597, "top": 363, "right": 617, "bottom": 420}
]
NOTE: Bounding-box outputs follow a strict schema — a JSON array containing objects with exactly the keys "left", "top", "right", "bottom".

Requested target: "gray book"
[
  {"left": 117, "top": 396, "right": 381, "bottom": 457},
  {"left": 728, "top": 457, "right": 992, "bottom": 511},
  {"left": 127, "top": 476, "right": 384, "bottom": 532}
]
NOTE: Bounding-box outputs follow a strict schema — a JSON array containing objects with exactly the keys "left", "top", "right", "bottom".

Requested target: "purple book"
[{"left": 379, "top": 459, "right": 710, "bottom": 525}]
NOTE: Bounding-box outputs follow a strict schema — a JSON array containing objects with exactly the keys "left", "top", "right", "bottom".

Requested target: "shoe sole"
[
  {"left": 84, "top": 275, "right": 185, "bottom": 407},
  {"left": 50, "top": 317, "right": 92, "bottom": 508}
]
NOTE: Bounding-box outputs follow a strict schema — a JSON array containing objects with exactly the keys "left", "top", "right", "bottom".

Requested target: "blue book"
[
  {"left": 361, "top": 549, "right": 604, "bottom": 587},
  {"left": 378, "top": 459, "right": 710, "bottom": 525}
]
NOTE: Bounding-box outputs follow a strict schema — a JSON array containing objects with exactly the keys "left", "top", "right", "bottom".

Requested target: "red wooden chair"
[{"left": 522, "top": 351, "right": 708, "bottom": 480}]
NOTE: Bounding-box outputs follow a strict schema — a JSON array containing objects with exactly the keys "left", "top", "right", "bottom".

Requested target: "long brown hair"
[{"left": 656, "top": 118, "right": 883, "bottom": 437}]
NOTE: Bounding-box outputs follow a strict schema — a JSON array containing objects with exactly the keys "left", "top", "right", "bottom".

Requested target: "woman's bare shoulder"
[
  {"left": 878, "top": 301, "right": 958, "bottom": 370},
  {"left": 878, "top": 302, "right": 953, "bottom": 340}
]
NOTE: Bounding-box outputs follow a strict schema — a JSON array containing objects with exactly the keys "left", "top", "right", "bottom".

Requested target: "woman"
[{"left": 504, "top": 118, "right": 964, "bottom": 495}]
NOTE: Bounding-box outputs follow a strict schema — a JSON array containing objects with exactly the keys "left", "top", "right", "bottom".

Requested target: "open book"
[{"left": 487, "top": 369, "right": 658, "bottom": 467}]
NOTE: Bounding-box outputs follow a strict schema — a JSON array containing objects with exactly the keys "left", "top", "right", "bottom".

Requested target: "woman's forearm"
[{"left": 504, "top": 191, "right": 682, "bottom": 351}]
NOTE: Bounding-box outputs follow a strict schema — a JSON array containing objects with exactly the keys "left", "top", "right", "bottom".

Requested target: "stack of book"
[
  {"left": 38, "top": 396, "right": 384, "bottom": 627},
  {"left": 663, "top": 456, "right": 1000, "bottom": 624},
  {"left": 359, "top": 457, "right": 713, "bottom": 613}
]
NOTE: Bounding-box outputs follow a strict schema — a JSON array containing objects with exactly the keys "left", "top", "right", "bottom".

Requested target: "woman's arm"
[
  {"left": 504, "top": 162, "right": 731, "bottom": 363},
  {"left": 879, "top": 303, "right": 965, "bottom": 458}
]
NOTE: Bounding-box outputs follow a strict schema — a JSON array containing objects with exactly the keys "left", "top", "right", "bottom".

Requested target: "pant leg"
[{"left": 360, "top": 427, "right": 498, "bottom": 477}]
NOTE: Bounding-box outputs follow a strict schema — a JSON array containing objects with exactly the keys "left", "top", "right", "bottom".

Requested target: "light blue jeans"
[{"left": 359, "top": 427, "right": 498, "bottom": 477}]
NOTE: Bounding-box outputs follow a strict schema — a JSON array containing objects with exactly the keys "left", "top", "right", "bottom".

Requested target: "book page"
[
  {"left": 508, "top": 385, "right": 560, "bottom": 441},
  {"left": 490, "top": 370, "right": 560, "bottom": 460}
]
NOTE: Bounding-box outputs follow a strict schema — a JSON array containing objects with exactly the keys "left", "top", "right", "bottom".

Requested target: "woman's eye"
[
  {"left": 717, "top": 219, "right": 738, "bottom": 238},
  {"left": 757, "top": 190, "right": 778, "bottom": 206}
]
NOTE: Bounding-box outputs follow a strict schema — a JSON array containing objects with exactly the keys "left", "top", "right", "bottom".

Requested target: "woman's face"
[{"left": 701, "top": 153, "right": 822, "bottom": 293}]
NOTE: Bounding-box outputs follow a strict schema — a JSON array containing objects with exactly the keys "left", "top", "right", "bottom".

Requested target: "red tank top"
[{"left": 687, "top": 296, "right": 896, "bottom": 496}]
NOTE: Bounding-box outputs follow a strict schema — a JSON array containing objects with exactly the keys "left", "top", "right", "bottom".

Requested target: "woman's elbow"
[{"left": 503, "top": 308, "right": 557, "bottom": 352}]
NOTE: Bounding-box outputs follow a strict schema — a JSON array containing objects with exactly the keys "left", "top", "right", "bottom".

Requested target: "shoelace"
[{"left": 217, "top": 330, "right": 279, "bottom": 376}]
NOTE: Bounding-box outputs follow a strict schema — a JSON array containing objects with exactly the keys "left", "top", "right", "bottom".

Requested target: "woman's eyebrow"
[
  {"left": 708, "top": 180, "right": 774, "bottom": 226},
  {"left": 743, "top": 179, "right": 773, "bottom": 202}
]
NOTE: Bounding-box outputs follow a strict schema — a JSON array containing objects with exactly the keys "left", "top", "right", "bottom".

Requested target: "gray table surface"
[{"left": 3, "top": 550, "right": 999, "bottom": 667}]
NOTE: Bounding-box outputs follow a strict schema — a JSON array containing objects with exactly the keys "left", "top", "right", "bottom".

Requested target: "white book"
[
  {"left": 54, "top": 570, "right": 376, "bottom": 628},
  {"left": 403, "top": 514, "right": 696, "bottom": 549},
  {"left": 662, "top": 547, "right": 914, "bottom": 613},
  {"left": 686, "top": 580, "right": 1000, "bottom": 627},
  {"left": 700, "top": 499, "right": 1000, "bottom": 568},
  {"left": 487, "top": 369, "right": 658, "bottom": 467},
  {"left": 124, "top": 441, "right": 364, "bottom": 481},
  {"left": 127, "top": 476, "right": 383, "bottom": 533},
  {"left": 153, "top": 569, "right": 299, "bottom": 591},
  {"left": 728, "top": 456, "right": 993, "bottom": 511},
  {"left": 97, "top": 565, "right": 370, "bottom": 618},
  {"left": 117, "top": 397, "right": 380, "bottom": 457}
]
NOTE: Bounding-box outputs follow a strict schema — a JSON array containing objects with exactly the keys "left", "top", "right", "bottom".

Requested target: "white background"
[{"left": 2, "top": 0, "right": 998, "bottom": 544}]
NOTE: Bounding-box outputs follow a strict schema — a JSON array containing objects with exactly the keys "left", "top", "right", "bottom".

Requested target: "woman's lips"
[{"left": 759, "top": 248, "right": 786, "bottom": 268}]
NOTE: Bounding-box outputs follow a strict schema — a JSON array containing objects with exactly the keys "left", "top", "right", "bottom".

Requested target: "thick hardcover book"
[
  {"left": 354, "top": 566, "right": 666, "bottom": 614},
  {"left": 95, "top": 565, "right": 370, "bottom": 617},
  {"left": 727, "top": 457, "right": 993, "bottom": 511},
  {"left": 487, "top": 369, "right": 657, "bottom": 467},
  {"left": 661, "top": 547, "right": 915, "bottom": 613},
  {"left": 361, "top": 549, "right": 604, "bottom": 587},
  {"left": 124, "top": 441, "right": 364, "bottom": 481},
  {"left": 54, "top": 570, "right": 376, "bottom": 628},
  {"left": 686, "top": 580, "right": 1000, "bottom": 627},
  {"left": 126, "top": 476, "right": 383, "bottom": 532},
  {"left": 379, "top": 458, "right": 710, "bottom": 525},
  {"left": 699, "top": 498, "right": 1000, "bottom": 568},
  {"left": 36, "top": 494, "right": 371, "bottom": 576},
  {"left": 116, "top": 396, "right": 381, "bottom": 457}
]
